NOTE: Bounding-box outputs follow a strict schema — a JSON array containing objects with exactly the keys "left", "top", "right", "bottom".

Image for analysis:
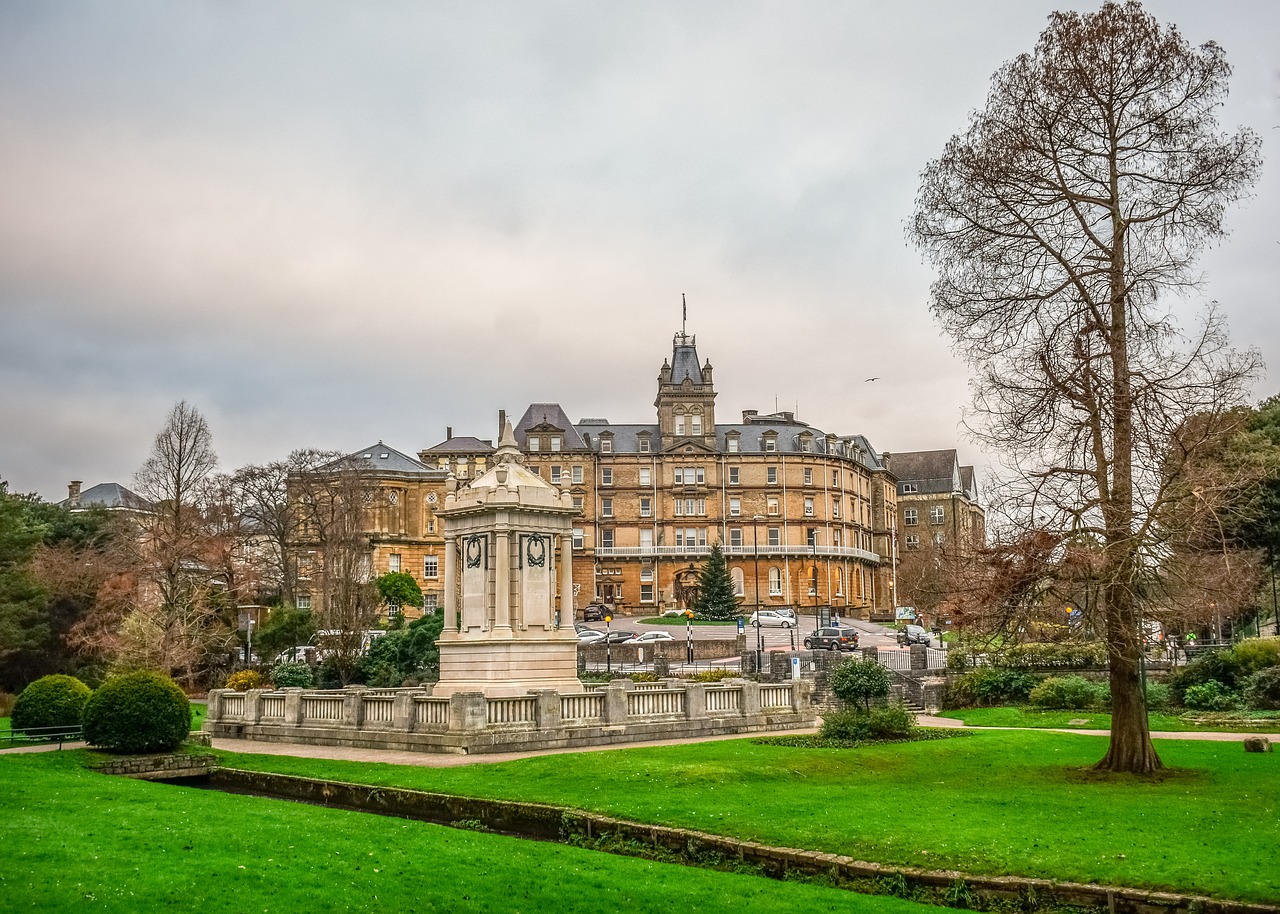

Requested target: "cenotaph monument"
[{"left": 432, "top": 419, "right": 582, "bottom": 696}]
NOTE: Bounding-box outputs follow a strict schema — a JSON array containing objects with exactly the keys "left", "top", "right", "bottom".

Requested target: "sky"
[{"left": 2, "top": 1, "right": 1277, "bottom": 503}]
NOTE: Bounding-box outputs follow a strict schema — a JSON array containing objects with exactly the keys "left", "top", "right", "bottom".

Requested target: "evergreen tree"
[{"left": 693, "top": 543, "right": 739, "bottom": 621}]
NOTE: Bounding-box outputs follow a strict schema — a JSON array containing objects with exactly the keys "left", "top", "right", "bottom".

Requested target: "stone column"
[
  {"left": 532, "top": 690, "right": 562, "bottom": 731},
  {"left": 495, "top": 529, "right": 512, "bottom": 631},
  {"left": 740, "top": 680, "right": 762, "bottom": 716},
  {"left": 284, "top": 688, "right": 303, "bottom": 726},
  {"left": 342, "top": 688, "right": 365, "bottom": 727},
  {"left": 910, "top": 644, "right": 928, "bottom": 671},
  {"left": 206, "top": 689, "right": 224, "bottom": 723},
  {"left": 449, "top": 692, "right": 487, "bottom": 731},
  {"left": 444, "top": 534, "right": 459, "bottom": 632},
  {"left": 393, "top": 691, "right": 415, "bottom": 730},
  {"left": 684, "top": 683, "right": 708, "bottom": 721},
  {"left": 244, "top": 689, "right": 263, "bottom": 725},
  {"left": 861, "top": 645, "right": 878, "bottom": 664},
  {"left": 602, "top": 681, "right": 630, "bottom": 724},
  {"left": 558, "top": 533, "right": 573, "bottom": 629}
]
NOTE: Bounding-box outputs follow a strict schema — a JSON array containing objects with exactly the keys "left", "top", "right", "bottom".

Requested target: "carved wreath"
[
  {"left": 465, "top": 535, "right": 484, "bottom": 569},
  {"left": 525, "top": 534, "right": 546, "bottom": 568}
]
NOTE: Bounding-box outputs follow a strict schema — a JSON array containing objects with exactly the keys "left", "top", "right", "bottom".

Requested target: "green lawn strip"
[
  {"left": 936, "top": 707, "right": 1280, "bottom": 732},
  {"left": 214, "top": 729, "right": 1280, "bottom": 903},
  {"left": 191, "top": 703, "right": 207, "bottom": 731},
  {"left": 0, "top": 751, "right": 935, "bottom": 914}
]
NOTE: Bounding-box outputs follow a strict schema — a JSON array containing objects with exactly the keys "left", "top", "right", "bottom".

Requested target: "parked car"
[
  {"left": 804, "top": 628, "right": 860, "bottom": 651},
  {"left": 749, "top": 610, "right": 796, "bottom": 628},
  {"left": 601, "top": 630, "right": 638, "bottom": 644},
  {"left": 897, "top": 624, "right": 932, "bottom": 646},
  {"left": 577, "top": 629, "right": 606, "bottom": 644},
  {"left": 630, "top": 631, "right": 676, "bottom": 644},
  {"left": 659, "top": 607, "right": 691, "bottom": 618},
  {"left": 582, "top": 604, "right": 608, "bottom": 622}
]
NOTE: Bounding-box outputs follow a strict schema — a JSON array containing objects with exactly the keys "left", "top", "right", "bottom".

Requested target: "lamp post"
[
  {"left": 605, "top": 612, "right": 613, "bottom": 674},
  {"left": 685, "top": 609, "right": 694, "bottom": 665},
  {"left": 752, "top": 515, "right": 764, "bottom": 672},
  {"left": 245, "top": 618, "right": 255, "bottom": 665}
]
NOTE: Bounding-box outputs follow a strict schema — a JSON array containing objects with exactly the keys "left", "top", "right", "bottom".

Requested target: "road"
[{"left": 578, "top": 615, "right": 914, "bottom": 654}]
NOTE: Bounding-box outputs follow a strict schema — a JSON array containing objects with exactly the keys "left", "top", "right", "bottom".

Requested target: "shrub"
[
  {"left": 1230, "top": 638, "right": 1280, "bottom": 677},
  {"left": 12, "top": 675, "right": 91, "bottom": 733},
  {"left": 820, "top": 704, "right": 916, "bottom": 742},
  {"left": 866, "top": 703, "right": 916, "bottom": 739},
  {"left": 949, "top": 668, "right": 1039, "bottom": 707},
  {"left": 820, "top": 709, "right": 870, "bottom": 741},
  {"left": 1028, "top": 675, "right": 1107, "bottom": 710},
  {"left": 270, "top": 662, "right": 315, "bottom": 689},
  {"left": 225, "top": 669, "right": 266, "bottom": 691},
  {"left": 629, "top": 672, "right": 661, "bottom": 683},
  {"left": 829, "top": 658, "right": 890, "bottom": 711},
  {"left": 1242, "top": 666, "right": 1280, "bottom": 710},
  {"left": 691, "top": 668, "right": 739, "bottom": 683},
  {"left": 1182, "top": 680, "right": 1237, "bottom": 712},
  {"left": 1169, "top": 649, "right": 1247, "bottom": 703},
  {"left": 1143, "top": 681, "right": 1171, "bottom": 711},
  {"left": 82, "top": 671, "right": 191, "bottom": 753}
]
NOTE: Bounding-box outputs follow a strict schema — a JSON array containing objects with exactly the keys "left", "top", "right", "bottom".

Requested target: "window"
[
  {"left": 807, "top": 527, "right": 817, "bottom": 547},
  {"left": 423, "top": 555, "right": 439, "bottom": 578},
  {"left": 640, "top": 497, "right": 651, "bottom": 517},
  {"left": 674, "top": 499, "right": 683, "bottom": 516},
  {"left": 528, "top": 437, "right": 540, "bottom": 452},
  {"left": 572, "top": 528, "right": 584, "bottom": 549},
  {"left": 809, "top": 566, "right": 818, "bottom": 595},
  {"left": 729, "top": 528, "right": 743, "bottom": 547},
  {"left": 639, "top": 467, "right": 651, "bottom": 486},
  {"left": 675, "top": 415, "right": 686, "bottom": 435},
  {"left": 550, "top": 465, "right": 562, "bottom": 484},
  {"left": 729, "top": 497, "right": 741, "bottom": 517},
  {"left": 804, "top": 497, "right": 815, "bottom": 517},
  {"left": 296, "top": 593, "right": 312, "bottom": 610},
  {"left": 833, "top": 470, "right": 839, "bottom": 487},
  {"left": 768, "top": 567, "right": 782, "bottom": 595},
  {"left": 685, "top": 498, "right": 698, "bottom": 515},
  {"left": 601, "top": 468, "right": 612, "bottom": 486},
  {"left": 388, "top": 602, "right": 402, "bottom": 618},
  {"left": 601, "top": 529, "right": 614, "bottom": 548},
  {"left": 727, "top": 436, "right": 739, "bottom": 453},
  {"left": 731, "top": 567, "right": 744, "bottom": 596},
  {"left": 767, "top": 496, "right": 779, "bottom": 515},
  {"left": 640, "top": 529, "right": 653, "bottom": 548},
  {"left": 931, "top": 505, "right": 945, "bottom": 525},
  {"left": 768, "top": 527, "right": 781, "bottom": 546},
  {"left": 763, "top": 435, "right": 777, "bottom": 452},
  {"left": 387, "top": 490, "right": 398, "bottom": 506},
  {"left": 904, "top": 508, "right": 919, "bottom": 526},
  {"left": 832, "top": 498, "right": 840, "bottom": 518},
  {"left": 389, "top": 553, "right": 401, "bottom": 573},
  {"left": 638, "top": 437, "right": 650, "bottom": 453},
  {"left": 767, "top": 467, "right": 778, "bottom": 485},
  {"left": 728, "top": 466, "right": 740, "bottom": 485},
  {"left": 550, "top": 436, "right": 561, "bottom": 452},
  {"left": 600, "top": 438, "right": 612, "bottom": 453},
  {"left": 640, "top": 583, "right": 654, "bottom": 602},
  {"left": 691, "top": 415, "right": 702, "bottom": 435},
  {"left": 905, "top": 534, "right": 920, "bottom": 550},
  {"left": 573, "top": 496, "right": 583, "bottom": 511},
  {"left": 902, "top": 483, "right": 919, "bottom": 494},
  {"left": 572, "top": 465, "right": 584, "bottom": 484},
  {"left": 601, "top": 497, "right": 613, "bottom": 517},
  {"left": 800, "top": 436, "right": 812, "bottom": 453},
  {"left": 696, "top": 467, "right": 705, "bottom": 484},
  {"left": 640, "top": 567, "right": 654, "bottom": 581},
  {"left": 804, "top": 467, "right": 813, "bottom": 485},
  {"left": 935, "top": 532, "right": 946, "bottom": 545},
  {"left": 424, "top": 594, "right": 438, "bottom": 611}
]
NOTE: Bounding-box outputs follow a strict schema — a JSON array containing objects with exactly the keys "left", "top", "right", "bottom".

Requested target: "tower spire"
[{"left": 682, "top": 292, "right": 687, "bottom": 336}]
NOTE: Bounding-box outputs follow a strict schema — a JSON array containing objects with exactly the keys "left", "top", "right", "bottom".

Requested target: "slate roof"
[
  {"left": 513, "top": 403, "right": 588, "bottom": 450},
  {"left": 328, "top": 442, "right": 441, "bottom": 476},
  {"left": 670, "top": 334, "right": 704, "bottom": 385},
  {"left": 891, "top": 450, "right": 964, "bottom": 495},
  {"left": 421, "top": 435, "right": 495, "bottom": 455},
  {"left": 59, "top": 482, "right": 152, "bottom": 513}
]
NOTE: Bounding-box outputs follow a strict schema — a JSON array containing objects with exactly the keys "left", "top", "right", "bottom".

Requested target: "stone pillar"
[
  {"left": 532, "top": 690, "right": 562, "bottom": 730},
  {"left": 342, "top": 687, "right": 365, "bottom": 727},
  {"left": 206, "top": 689, "right": 225, "bottom": 723},
  {"left": 449, "top": 692, "right": 487, "bottom": 731},
  {"left": 393, "top": 691, "right": 416, "bottom": 730},
  {"left": 791, "top": 680, "right": 812, "bottom": 712},
  {"left": 244, "top": 689, "right": 263, "bottom": 725},
  {"left": 495, "top": 529, "right": 512, "bottom": 631},
  {"left": 444, "top": 534, "right": 459, "bottom": 632},
  {"left": 558, "top": 533, "right": 573, "bottom": 629},
  {"left": 862, "top": 645, "right": 878, "bottom": 664},
  {"left": 602, "top": 681, "right": 630, "bottom": 724},
  {"left": 910, "top": 644, "right": 928, "bottom": 671},
  {"left": 284, "top": 688, "right": 303, "bottom": 726},
  {"left": 684, "top": 683, "right": 708, "bottom": 721},
  {"left": 739, "top": 680, "right": 762, "bottom": 716}
]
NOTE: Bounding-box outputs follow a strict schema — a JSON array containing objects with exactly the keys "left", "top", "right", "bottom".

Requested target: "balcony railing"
[{"left": 590, "top": 544, "right": 881, "bottom": 563}]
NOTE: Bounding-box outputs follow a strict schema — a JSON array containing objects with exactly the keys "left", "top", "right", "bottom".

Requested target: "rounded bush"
[
  {"left": 1182, "top": 679, "right": 1237, "bottom": 712},
  {"left": 1242, "top": 666, "right": 1280, "bottom": 710},
  {"left": 865, "top": 703, "right": 916, "bottom": 739},
  {"left": 820, "top": 708, "right": 870, "bottom": 741},
  {"left": 1143, "top": 681, "right": 1172, "bottom": 712},
  {"left": 225, "top": 669, "right": 266, "bottom": 691},
  {"left": 830, "top": 657, "right": 890, "bottom": 710},
  {"left": 82, "top": 671, "right": 191, "bottom": 753},
  {"left": 1029, "top": 675, "right": 1106, "bottom": 710},
  {"left": 12, "top": 675, "right": 91, "bottom": 733},
  {"left": 270, "top": 662, "right": 315, "bottom": 689},
  {"left": 947, "top": 668, "right": 1039, "bottom": 708}
]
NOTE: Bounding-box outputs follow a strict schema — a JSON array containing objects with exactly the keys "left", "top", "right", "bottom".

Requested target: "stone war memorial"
[{"left": 205, "top": 421, "right": 814, "bottom": 754}]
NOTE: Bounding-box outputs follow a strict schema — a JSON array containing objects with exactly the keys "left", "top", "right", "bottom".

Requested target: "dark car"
[
  {"left": 896, "top": 624, "right": 933, "bottom": 646},
  {"left": 582, "top": 604, "right": 608, "bottom": 622},
  {"left": 601, "top": 630, "right": 637, "bottom": 644},
  {"left": 804, "top": 627, "right": 860, "bottom": 652}
]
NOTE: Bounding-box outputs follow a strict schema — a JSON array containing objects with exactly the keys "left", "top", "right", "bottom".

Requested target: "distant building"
[
  {"left": 59, "top": 480, "right": 152, "bottom": 517},
  {"left": 887, "top": 449, "right": 986, "bottom": 555}
]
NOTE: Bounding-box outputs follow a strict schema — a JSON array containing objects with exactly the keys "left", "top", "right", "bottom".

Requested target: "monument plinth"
[{"left": 433, "top": 420, "right": 581, "bottom": 697}]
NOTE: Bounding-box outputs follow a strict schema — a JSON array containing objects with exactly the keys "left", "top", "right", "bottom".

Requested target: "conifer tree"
[{"left": 693, "top": 543, "right": 739, "bottom": 621}]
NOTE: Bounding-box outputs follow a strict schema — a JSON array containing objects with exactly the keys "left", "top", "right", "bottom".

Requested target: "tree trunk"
[{"left": 1096, "top": 585, "right": 1162, "bottom": 773}]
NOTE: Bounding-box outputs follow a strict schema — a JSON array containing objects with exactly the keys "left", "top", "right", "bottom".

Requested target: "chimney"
[
  {"left": 446, "top": 426, "right": 453, "bottom": 441},
  {"left": 882, "top": 452, "right": 892, "bottom": 471},
  {"left": 742, "top": 409, "right": 758, "bottom": 424},
  {"left": 68, "top": 481, "right": 82, "bottom": 508},
  {"left": 498, "top": 409, "right": 507, "bottom": 434}
]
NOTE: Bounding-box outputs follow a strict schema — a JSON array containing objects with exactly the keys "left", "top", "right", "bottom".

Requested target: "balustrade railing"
[
  {"left": 302, "top": 695, "right": 343, "bottom": 722},
  {"left": 363, "top": 696, "right": 395, "bottom": 724},
  {"left": 759, "top": 685, "right": 792, "bottom": 709},
  {"left": 627, "top": 689, "right": 685, "bottom": 716},
  {"left": 261, "top": 695, "right": 285, "bottom": 719},
  {"left": 414, "top": 698, "right": 450, "bottom": 728},
  {"left": 486, "top": 697, "right": 537, "bottom": 726},
  {"left": 704, "top": 687, "right": 742, "bottom": 713},
  {"left": 560, "top": 693, "right": 604, "bottom": 721}
]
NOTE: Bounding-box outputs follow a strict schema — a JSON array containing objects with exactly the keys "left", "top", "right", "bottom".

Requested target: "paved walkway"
[{"left": 917, "top": 714, "right": 1276, "bottom": 741}]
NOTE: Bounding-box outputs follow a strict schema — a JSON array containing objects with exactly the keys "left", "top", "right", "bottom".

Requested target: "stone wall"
[{"left": 91, "top": 753, "right": 217, "bottom": 780}]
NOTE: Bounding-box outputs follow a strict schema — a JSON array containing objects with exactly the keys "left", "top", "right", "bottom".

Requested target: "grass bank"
[
  {"left": 0, "top": 751, "right": 936, "bottom": 914},
  {"left": 936, "top": 707, "right": 1280, "bottom": 732},
  {"left": 215, "top": 729, "right": 1279, "bottom": 903}
]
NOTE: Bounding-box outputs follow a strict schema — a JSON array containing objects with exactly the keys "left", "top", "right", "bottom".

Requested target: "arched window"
[
  {"left": 768, "top": 567, "right": 782, "bottom": 596},
  {"left": 731, "top": 567, "right": 744, "bottom": 597}
]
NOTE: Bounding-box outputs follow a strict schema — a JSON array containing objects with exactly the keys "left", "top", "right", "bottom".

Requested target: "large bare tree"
[{"left": 911, "top": 1, "right": 1261, "bottom": 772}]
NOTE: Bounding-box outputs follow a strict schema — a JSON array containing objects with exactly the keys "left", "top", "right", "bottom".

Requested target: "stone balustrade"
[{"left": 205, "top": 679, "right": 814, "bottom": 755}]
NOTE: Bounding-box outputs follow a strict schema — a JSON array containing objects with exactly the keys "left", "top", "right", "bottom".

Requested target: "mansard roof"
[
  {"left": 59, "top": 482, "right": 152, "bottom": 513},
  {"left": 422, "top": 435, "right": 495, "bottom": 455},
  {"left": 669, "top": 333, "right": 704, "bottom": 385},
  {"left": 513, "top": 403, "right": 588, "bottom": 450},
  {"left": 331, "top": 442, "right": 440, "bottom": 476},
  {"left": 891, "top": 449, "right": 965, "bottom": 495}
]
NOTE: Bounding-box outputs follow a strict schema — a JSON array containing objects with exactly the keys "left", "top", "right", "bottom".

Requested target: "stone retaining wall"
[{"left": 92, "top": 753, "right": 217, "bottom": 780}]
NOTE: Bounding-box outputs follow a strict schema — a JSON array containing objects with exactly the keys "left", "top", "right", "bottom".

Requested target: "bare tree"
[{"left": 911, "top": 1, "right": 1262, "bottom": 772}]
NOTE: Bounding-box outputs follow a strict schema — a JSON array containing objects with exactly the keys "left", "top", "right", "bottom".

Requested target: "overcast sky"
[{"left": 2, "top": 1, "right": 1277, "bottom": 502}]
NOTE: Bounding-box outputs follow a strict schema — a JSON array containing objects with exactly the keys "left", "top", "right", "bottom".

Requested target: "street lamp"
[{"left": 752, "top": 515, "right": 765, "bottom": 672}]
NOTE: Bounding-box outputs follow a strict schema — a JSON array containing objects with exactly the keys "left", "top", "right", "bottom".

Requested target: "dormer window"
[
  {"left": 763, "top": 433, "right": 778, "bottom": 452},
  {"left": 528, "top": 437, "right": 540, "bottom": 452},
  {"left": 638, "top": 435, "right": 651, "bottom": 453},
  {"left": 600, "top": 438, "right": 612, "bottom": 454},
  {"left": 550, "top": 436, "right": 561, "bottom": 452},
  {"left": 726, "top": 435, "right": 739, "bottom": 453}
]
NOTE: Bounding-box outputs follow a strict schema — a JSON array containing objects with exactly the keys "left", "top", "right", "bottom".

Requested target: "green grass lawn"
[
  {"left": 214, "top": 729, "right": 1279, "bottom": 903},
  {"left": 936, "top": 707, "right": 1280, "bottom": 732},
  {"left": 0, "top": 751, "right": 936, "bottom": 914}
]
